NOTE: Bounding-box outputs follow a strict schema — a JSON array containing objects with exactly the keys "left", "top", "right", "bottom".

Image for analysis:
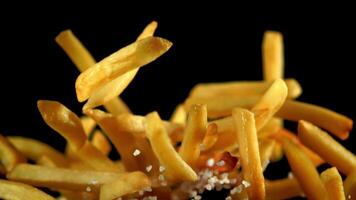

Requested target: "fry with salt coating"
[
  {"left": 321, "top": 167, "right": 345, "bottom": 200},
  {"left": 232, "top": 108, "right": 265, "bottom": 200},
  {"left": 146, "top": 112, "right": 198, "bottom": 182},
  {"left": 282, "top": 138, "right": 328, "bottom": 200},
  {"left": 298, "top": 120, "right": 356, "bottom": 175},
  {"left": 99, "top": 171, "right": 150, "bottom": 200},
  {"left": 0, "top": 179, "right": 55, "bottom": 200},
  {"left": 179, "top": 104, "right": 207, "bottom": 166},
  {"left": 265, "top": 177, "right": 303, "bottom": 200},
  {"left": 0, "top": 135, "right": 26, "bottom": 172}
]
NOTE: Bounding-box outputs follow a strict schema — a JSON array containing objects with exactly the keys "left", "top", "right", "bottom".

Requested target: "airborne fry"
[{"left": 0, "top": 21, "right": 355, "bottom": 200}]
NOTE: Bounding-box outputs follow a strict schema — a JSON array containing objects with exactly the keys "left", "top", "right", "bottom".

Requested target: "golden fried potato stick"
[
  {"left": 258, "top": 138, "right": 276, "bottom": 171},
  {"left": 282, "top": 138, "right": 328, "bottom": 200},
  {"left": 344, "top": 170, "right": 356, "bottom": 200},
  {"left": 55, "top": 29, "right": 131, "bottom": 114},
  {"left": 258, "top": 117, "right": 283, "bottom": 138},
  {"left": 170, "top": 104, "right": 187, "bottom": 125},
  {"left": 0, "top": 135, "right": 26, "bottom": 172},
  {"left": 269, "top": 143, "right": 283, "bottom": 162},
  {"left": 251, "top": 78, "right": 288, "bottom": 131},
  {"left": 0, "top": 179, "right": 55, "bottom": 200},
  {"left": 278, "top": 100, "right": 353, "bottom": 140},
  {"left": 262, "top": 31, "right": 284, "bottom": 81},
  {"left": 179, "top": 104, "right": 207, "bottom": 166},
  {"left": 146, "top": 111, "right": 198, "bottom": 182},
  {"left": 91, "top": 130, "right": 111, "bottom": 156},
  {"left": 7, "top": 164, "right": 126, "bottom": 192},
  {"left": 81, "top": 116, "right": 96, "bottom": 135},
  {"left": 265, "top": 177, "right": 303, "bottom": 200},
  {"left": 188, "top": 78, "right": 301, "bottom": 100},
  {"left": 201, "top": 123, "right": 218, "bottom": 151},
  {"left": 321, "top": 167, "right": 345, "bottom": 200},
  {"left": 232, "top": 108, "right": 265, "bottom": 200},
  {"left": 99, "top": 171, "right": 151, "bottom": 200},
  {"left": 75, "top": 36, "right": 172, "bottom": 102},
  {"left": 298, "top": 120, "right": 356, "bottom": 175},
  {"left": 8, "top": 136, "right": 68, "bottom": 167},
  {"left": 37, "top": 100, "right": 87, "bottom": 151},
  {"left": 37, "top": 155, "right": 58, "bottom": 167},
  {"left": 59, "top": 190, "right": 97, "bottom": 200}
]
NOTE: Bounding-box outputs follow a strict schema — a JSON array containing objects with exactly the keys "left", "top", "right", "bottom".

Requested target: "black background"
[{"left": 0, "top": 3, "right": 355, "bottom": 199}]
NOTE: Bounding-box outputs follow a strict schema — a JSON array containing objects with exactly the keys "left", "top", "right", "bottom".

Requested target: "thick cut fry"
[
  {"left": 258, "top": 138, "right": 276, "bottom": 171},
  {"left": 37, "top": 100, "right": 87, "bottom": 150},
  {"left": 278, "top": 100, "right": 353, "bottom": 140},
  {"left": 251, "top": 78, "right": 288, "bottom": 130},
  {"left": 265, "top": 178, "right": 303, "bottom": 200},
  {"left": 8, "top": 136, "right": 68, "bottom": 167},
  {"left": 0, "top": 179, "right": 55, "bottom": 200},
  {"left": 146, "top": 112, "right": 198, "bottom": 182},
  {"left": 99, "top": 171, "right": 150, "bottom": 200},
  {"left": 75, "top": 36, "right": 172, "bottom": 102},
  {"left": 179, "top": 104, "right": 207, "bottom": 166},
  {"left": 321, "top": 167, "right": 345, "bottom": 200},
  {"left": 7, "top": 164, "right": 126, "bottom": 192},
  {"left": 0, "top": 135, "right": 26, "bottom": 172},
  {"left": 344, "top": 170, "right": 356, "bottom": 200},
  {"left": 91, "top": 130, "right": 111, "bottom": 156},
  {"left": 282, "top": 138, "right": 328, "bottom": 200},
  {"left": 298, "top": 120, "right": 356, "bottom": 175},
  {"left": 170, "top": 104, "right": 187, "bottom": 125},
  {"left": 188, "top": 78, "right": 301, "bottom": 100},
  {"left": 232, "top": 108, "right": 265, "bottom": 200},
  {"left": 55, "top": 29, "right": 131, "bottom": 114},
  {"left": 262, "top": 31, "right": 284, "bottom": 81}
]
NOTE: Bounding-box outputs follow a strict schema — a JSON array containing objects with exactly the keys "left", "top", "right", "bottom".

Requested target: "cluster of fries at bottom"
[{"left": 0, "top": 21, "right": 356, "bottom": 200}]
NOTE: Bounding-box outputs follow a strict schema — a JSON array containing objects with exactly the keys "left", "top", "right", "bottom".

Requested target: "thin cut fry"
[
  {"left": 278, "top": 100, "right": 353, "bottom": 140},
  {"left": 75, "top": 36, "right": 172, "bottom": 102},
  {"left": 8, "top": 136, "right": 68, "bottom": 167},
  {"left": 265, "top": 177, "right": 303, "bottom": 200},
  {"left": 0, "top": 135, "right": 26, "bottom": 172},
  {"left": 269, "top": 143, "right": 283, "bottom": 162},
  {"left": 320, "top": 167, "right": 345, "bottom": 200},
  {"left": 262, "top": 31, "right": 284, "bottom": 81},
  {"left": 7, "top": 164, "right": 126, "bottom": 192},
  {"left": 91, "top": 130, "right": 111, "bottom": 156},
  {"left": 298, "top": 120, "right": 356, "bottom": 175},
  {"left": 344, "top": 170, "right": 356, "bottom": 200},
  {"left": 146, "top": 111, "right": 198, "bottom": 182},
  {"left": 37, "top": 156, "right": 58, "bottom": 168},
  {"left": 0, "top": 179, "right": 55, "bottom": 200},
  {"left": 282, "top": 138, "right": 328, "bottom": 200},
  {"left": 55, "top": 29, "right": 131, "bottom": 114},
  {"left": 170, "top": 104, "right": 187, "bottom": 125},
  {"left": 37, "top": 100, "right": 87, "bottom": 150},
  {"left": 251, "top": 78, "right": 288, "bottom": 130},
  {"left": 99, "top": 171, "right": 150, "bottom": 200},
  {"left": 258, "top": 138, "right": 276, "bottom": 171},
  {"left": 179, "top": 104, "right": 207, "bottom": 166},
  {"left": 232, "top": 108, "right": 265, "bottom": 200},
  {"left": 81, "top": 116, "right": 96, "bottom": 135},
  {"left": 201, "top": 123, "right": 218, "bottom": 151}
]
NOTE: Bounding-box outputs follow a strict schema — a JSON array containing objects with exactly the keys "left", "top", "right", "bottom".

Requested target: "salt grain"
[
  {"left": 216, "top": 160, "right": 225, "bottom": 166},
  {"left": 133, "top": 149, "right": 141, "bottom": 156},
  {"left": 226, "top": 196, "right": 232, "bottom": 200},
  {"left": 159, "top": 165, "right": 166, "bottom": 172},
  {"left": 85, "top": 186, "right": 91, "bottom": 192},
  {"left": 206, "top": 158, "right": 215, "bottom": 167},
  {"left": 146, "top": 165, "right": 152, "bottom": 172},
  {"left": 242, "top": 180, "right": 251, "bottom": 188}
]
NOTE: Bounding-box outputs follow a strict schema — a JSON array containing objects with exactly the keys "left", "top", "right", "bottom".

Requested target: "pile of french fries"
[{"left": 0, "top": 21, "right": 355, "bottom": 200}]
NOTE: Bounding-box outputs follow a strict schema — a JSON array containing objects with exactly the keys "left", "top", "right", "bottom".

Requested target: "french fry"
[
  {"left": 145, "top": 111, "right": 198, "bottom": 182},
  {"left": 55, "top": 29, "right": 131, "bottom": 114},
  {"left": 265, "top": 177, "right": 303, "bottom": 200},
  {"left": 321, "top": 167, "right": 345, "bottom": 200},
  {"left": 170, "top": 104, "right": 187, "bottom": 125},
  {"left": 0, "top": 135, "right": 26, "bottom": 172},
  {"left": 8, "top": 136, "right": 68, "bottom": 167},
  {"left": 201, "top": 123, "right": 218, "bottom": 151},
  {"left": 298, "top": 120, "right": 356, "bottom": 175},
  {"left": 179, "top": 104, "right": 207, "bottom": 166},
  {"left": 37, "top": 155, "right": 59, "bottom": 168},
  {"left": 344, "top": 170, "right": 356, "bottom": 200},
  {"left": 91, "top": 130, "right": 111, "bottom": 156},
  {"left": 258, "top": 138, "right": 276, "bottom": 171},
  {"left": 0, "top": 179, "right": 55, "bottom": 200},
  {"left": 232, "top": 108, "right": 265, "bottom": 200},
  {"left": 258, "top": 117, "right": 283, "bottom": 138},
  {"left": 269, "top": 143, "right": 283, "bottom": 162},
  {"left": 278, "top": 100, "right": 353, "bottom": 140},
  {"left": 37, "top": 100, "right": 87, "bottom": 150},
  {"left": 7, "top": 164, "right": 126, "bottom": 192},
  {"left": 282, "top": 138, "right": 328, "bottom": 200},
  {"left": 99, "top": 171, "right": 150, "bottom": 200},
  {"left": 81, "top": 116, "right": 96, "bottom": 135},
  {"left": 262, "top": 31, "right": 284, "bottom": 81},
  {"left": 251, "top": 78, "right": 288, "bottom": 130}
]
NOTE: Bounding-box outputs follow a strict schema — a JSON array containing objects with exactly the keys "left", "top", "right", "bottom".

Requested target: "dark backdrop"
[{"left": 0, "top": 3, "right": 354, "bottom": 199}]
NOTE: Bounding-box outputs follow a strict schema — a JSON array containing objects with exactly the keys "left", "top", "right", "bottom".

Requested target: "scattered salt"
[
  {"left": 242, "top": 180, "right": 251, "bottom": 188},
  {"left": 159, "top": 165, "right": 166, "bottom": 172}
]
